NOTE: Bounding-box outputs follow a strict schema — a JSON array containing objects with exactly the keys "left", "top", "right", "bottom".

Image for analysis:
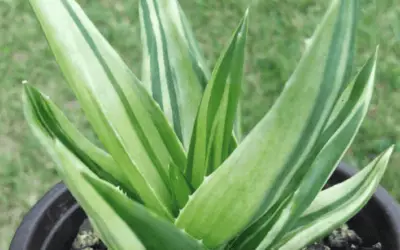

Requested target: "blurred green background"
[{"left": 0, "top": 0, "right": 399, "bottom": 248}]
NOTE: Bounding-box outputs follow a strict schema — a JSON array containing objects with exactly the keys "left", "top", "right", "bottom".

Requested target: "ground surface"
[{"left": 0, "top": 0, "right": 399, "bottom": 248}]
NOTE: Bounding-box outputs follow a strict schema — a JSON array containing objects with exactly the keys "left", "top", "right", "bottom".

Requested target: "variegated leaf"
[
  {"left": 139, "top": 0, "right": 209, "bottom": 148},
  {"left": 83, "top": 164, "right": 207, "bottom": 250},
  {"left": 185, "top": 12, "right": 248, "bottom": 188},
  {"left": 29, "top": 0, "right": 186, "bottom": 219},
  {"left": 23, "top": 84, "right": 138, "bottom": 197},
  {"left": 25, "top": 88, "right": 206, "bottom": 249},
  {"left": 176, "top": 0, "right": 356, "bottom": 247},
  {"left": 232, "top": 47, "right": 378, "bottom": 250},
  {"left": 275, "top": 147, "right": 393, "bottom": 250},
  {"left": 23, "top": 90, "right": 145, "bottom": 249}
]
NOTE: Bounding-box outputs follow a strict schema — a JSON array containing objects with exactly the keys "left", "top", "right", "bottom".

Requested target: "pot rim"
[{"left": 9, "top": 183, "right": 84, "bottom": 250}]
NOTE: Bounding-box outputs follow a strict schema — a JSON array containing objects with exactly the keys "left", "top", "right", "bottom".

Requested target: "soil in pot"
[
  {"left": 70, "top": 220, "right": 382, "bottom": 250},
  {"left": 304, "top": 224, "right": 382, "bottom": 250},
  {"left": 302, "top": 183, "right": 385, "bottom": 250},
  {"left": 70, "top": 219, "right": 106, "bottom": 250}
]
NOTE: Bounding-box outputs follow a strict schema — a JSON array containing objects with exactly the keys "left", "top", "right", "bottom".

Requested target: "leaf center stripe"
[
  {"left": 178, "top": 10, "right": 209, "bottom": 89},
  {"left": 61, "top": 0, "right": 170, "bottom": 187},
  {"left": 140, "top": 0, "right": 163, "bottom": 110},
  {"left": 254, "top": 0, "right": 350, "bottom": 220},
  {"left": 151, "top": 0, "right": 184, "bottom": 142}
]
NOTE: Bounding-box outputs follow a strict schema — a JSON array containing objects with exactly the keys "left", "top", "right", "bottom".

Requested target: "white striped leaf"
[
  {"left": 54, "top": 142, "right": 147, "bottom": 250},
  {"left": 231, "top": 48, "right": 378, "bottom": 250},
  {"left": 325, "top": 72, "right": 356, "bottom": 129},
  {"left": 130, "top": 78, "right": 187, "bottom": 170},
  {"left": 140, "top": 0, "right": 210, "bottom": 90},
  {"left": 250, "top": 0, "right": 357, "bottom": 216},
  {"left": 274, "top": 147, "right": 393, "bottom": 250},
  {"left": 280, "top": 48, "right": 378, "bottom": 202},
  {"left": 288, "top": 49, "right": 378, "bottom": 216},
  {"left": 175, "top": 0, "right": 356, "bottom": 247},
  {"left": 82, "top": 164, "right": 207, "bottom": 250},
  {"left": 227, "top": 195, "right": 294, "bottom": 250},
  {"left": 23, "top": 84, "right": 139, "bottom": 198},
  {"left": 54, "top": 141, "right": 206, "bottom": 250},
  {"left": 230, "top": 85, "right": 368, "bottom": 249},
  {"left": 29, "top": 0, "right": 186, "bottom": 219},
  {"left": 24, "top": 91, "right": 145, "bottom": 249},
  {"left": 139, "top": 0, "right": 209, "bottom": 148},
  {"left": 185, "top": 12, "right": 248, "bottom": 189},
  {"left": 24, "top": 90, "right": 206, "bottom": 249}
]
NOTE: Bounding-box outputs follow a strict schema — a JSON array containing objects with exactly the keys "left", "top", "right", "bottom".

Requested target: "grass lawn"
[{"left": 0, "top": 0, "right": 399, "bottom": 248}]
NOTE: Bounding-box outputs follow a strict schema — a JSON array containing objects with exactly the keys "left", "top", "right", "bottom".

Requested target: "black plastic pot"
[{"left": 9, "top": 163, "right": 400, "bottom": 250}]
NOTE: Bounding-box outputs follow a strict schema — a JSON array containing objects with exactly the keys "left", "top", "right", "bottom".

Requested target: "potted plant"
[{"left": 10, "top": 0, "right": 400, "bottom": 249}]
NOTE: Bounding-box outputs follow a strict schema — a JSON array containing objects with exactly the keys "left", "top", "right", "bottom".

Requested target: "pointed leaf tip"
[
  {"left": 385, "top": 144, "right": 395, "bottom": 158},
  {"left": 185, "top": 12, "right": 248, "bottom": 188},
  {"left": 244, "top": 8, "right": 250, "bottom": 18},
  {"left": 374, "top": 45, "right": 380, "bottom": 59}
]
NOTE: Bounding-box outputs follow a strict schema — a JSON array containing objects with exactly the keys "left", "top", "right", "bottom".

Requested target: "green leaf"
[
  {"left": 55, "top": 142, "right": 148, "bottom": 250},
  {"left": 325, "top": 73, "right": 356, "bottom": 128},
  {"left": 82, "top": 166, "right": 207, "bottom": 250},
  {"left": 185, "top": 11, "right": 248, "bottom": 189},
  {"left": 23, "top": 92, "right": 145, "bottom": 249},
  {"left": 274, "top": 146, "right": 393, "bottom": 250},
  {"left": 29, "top": 0, "right": 187, "bottom": 219},
  {"left": 232, "top": 47, "right": 378, "bottom": 250},
  {"left": 139, "top": 0, "right": 209, "bottom": 148},
  {"left": 233, "top": 104, "right": 243, "bottom": 141},
  {"left": 228, "top": 195, "right": 294, "bottom": 250},
  {"left": 23, "top": 84, "right": 138, "bottom": 196},
  {"left": 290, "top": 49, "right": 378, "bottom": 216},
  {"left": 169, "top": 161, "right": 193, "bottom": 209},
  {"left": 25, "top": 89, "right": 206, "bottom": 249},
  {"left": 130, "top": 79, "right": 187, "bottom": 170},
  {"left": 176, "top": 0, "right": 356, "bottom": 247},
  {"left": 55, "top": 140, "right": 206, "bottom": 250},
  {"left": 281, "top": 47, "right": 378, "bottom": 206}
]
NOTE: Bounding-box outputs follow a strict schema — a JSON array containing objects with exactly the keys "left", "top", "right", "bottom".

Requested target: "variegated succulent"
[{"left": 24, "top": 0, "right": 392, "bottom": 249}]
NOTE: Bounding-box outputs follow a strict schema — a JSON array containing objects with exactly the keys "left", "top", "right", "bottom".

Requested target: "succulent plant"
[{"left": 24, "top": 0, "right": 393, "bottom": 249}]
